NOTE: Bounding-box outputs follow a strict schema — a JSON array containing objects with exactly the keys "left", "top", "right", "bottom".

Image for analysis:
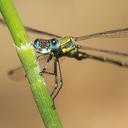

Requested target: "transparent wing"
[
  {"left": 8, "top": 54, "right": 64, "bottom": 81},
  {"left": 75, "top": 28, "right": 128, "bottom": 41},
  {"left": 26, "top": 27, "right": 61, "bottom": 38},
  {"left": 8, "top": 54, "right": 52, "bottom": 81},
  {"left": 8, "top": 66, "right": 26, "bottom": 81},
  {"left": 0, "top": 18, "right": 61, "bottom": 38},
  {"left": 85, "top": 53, "right": 128, "bottom": 68},
  {"left": 77, "top": 45, "right": 128, "bottom": 68},
  {"left": 78, "top": 45, "right": 128, "bottom": 57}
]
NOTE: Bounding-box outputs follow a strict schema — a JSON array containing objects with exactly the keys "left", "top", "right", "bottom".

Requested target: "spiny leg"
[
  {"left": 52, "top": 58, "right": 63, "bottom": 101},
  {"left": 50, "top": 57, "right": 58, "bottom": 98},
  {"left": 36, "top": 50, "right": 44, "bottom": 59},
  {"left": 40, "top": 53, "right": 53, "bottom": 74},
  {"left": 36, "top": 51, "right": 54, "bottom": 75},
  {"left": 51, "top": 57, "right": 63, "bottom": 102},
  {"left": 39, "top": 54, "right": 63, "bottom": 101},
  {"left": 37, "top": 53, "right": 42, "bottom": 59}
]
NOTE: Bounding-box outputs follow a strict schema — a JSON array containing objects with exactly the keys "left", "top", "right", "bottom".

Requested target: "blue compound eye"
[
  {"left": 34, "top": 39, "right": 41, "bottom": 49},
  {"left": 51, "top": 39, "right": 57, "bottom": 45},
  {"left": 49, "top": 38, "right": 60, "bottom": 51}
]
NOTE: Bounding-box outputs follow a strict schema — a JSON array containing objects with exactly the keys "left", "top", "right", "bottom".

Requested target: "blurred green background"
[{"left": 0, "top": 0, "right": 128, "bottom": 127}]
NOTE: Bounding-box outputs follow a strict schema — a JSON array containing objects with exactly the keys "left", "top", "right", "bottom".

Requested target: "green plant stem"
[{"left": 0, "top": 0, "right": 62, "bottom": 127}]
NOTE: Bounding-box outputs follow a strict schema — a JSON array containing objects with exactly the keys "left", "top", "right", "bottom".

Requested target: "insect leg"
[
  {"left": 37, "top": 52, "right": 42, "bottom": 59},
  {"left": 50, "top": 57, "right": 58, "bottom": 98},
  {"left": 36, "top": 51, "right": 45, "bottom": 60},
  {"left": 40, "top": 53, "right": 53, "bottom": 74},
  {"left": 52, "top": 58, "right": 63, "bottom": 101}
]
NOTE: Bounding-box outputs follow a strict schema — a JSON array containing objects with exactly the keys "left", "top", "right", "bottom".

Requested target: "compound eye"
[
  {"left": 33, "top": 39, "right": 41, "bottom": 49},
  {"left": 51, "top": 39, "right": 58, "bottom": 45}
]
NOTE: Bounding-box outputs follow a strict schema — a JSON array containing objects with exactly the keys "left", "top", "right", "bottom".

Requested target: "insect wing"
[
  {"left": 0, "top": 18, "right": 61, "bottom": 38},
  {"left": 8, "top": 54, "right": 54, "bottom": 81},
  {"left": 75, "top": 28, "right": 128, "bottom": 41},
  {"left": 8, "top": 66, "right": 25, "bottom": 81}
]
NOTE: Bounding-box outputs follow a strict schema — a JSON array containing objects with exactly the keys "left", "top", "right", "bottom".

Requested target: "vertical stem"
[{"left": 0, "top": 0, "right": 62, "bottom": 127}]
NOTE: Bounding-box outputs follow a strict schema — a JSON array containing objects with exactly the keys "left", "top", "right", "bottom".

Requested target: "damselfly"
[{"left": 1, "top": 18, "right": 128, "bottom": 101}]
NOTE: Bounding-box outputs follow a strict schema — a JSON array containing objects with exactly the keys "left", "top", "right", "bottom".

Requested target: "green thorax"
[{"left": 59, "top": 36, "right": 77, "bottom": 54}]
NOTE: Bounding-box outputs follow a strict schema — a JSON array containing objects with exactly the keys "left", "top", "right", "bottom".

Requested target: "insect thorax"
[{"left": 59, "top": 37, "right": 76, "bottom": 54}]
